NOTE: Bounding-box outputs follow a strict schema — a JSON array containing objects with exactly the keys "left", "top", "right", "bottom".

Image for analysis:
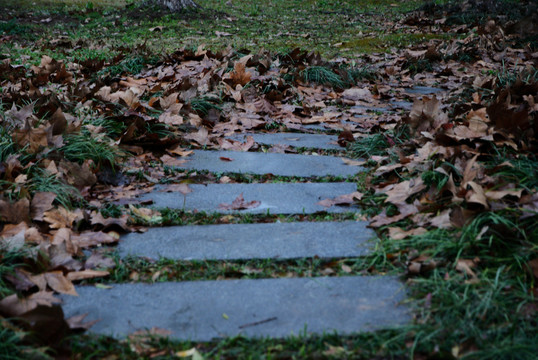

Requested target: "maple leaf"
[
  {"left": 230, "top": 62, "right": 252, "bottom": 86},
  {"left": 43, "top": 207, "right": 79, "bottom": 229},
  {"left": 218, "top": 193, "right": 261, "bottom": 210},
  {"left": 44, "top": 271, "right": 78, "bottom": 296}
]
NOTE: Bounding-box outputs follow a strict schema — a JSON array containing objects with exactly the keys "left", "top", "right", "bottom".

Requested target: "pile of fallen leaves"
[{"left": 0, "top": 2, "right": 537, "bottom": 355}]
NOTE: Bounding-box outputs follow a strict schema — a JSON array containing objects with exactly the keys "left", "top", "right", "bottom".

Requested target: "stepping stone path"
[
  {"left": 119, "top": 221, "right": 373, "bottom": 260},
  {"left": 138, "top": 183, "right": 359, "bottom": 214},
  {"left": 63, "top": 128, "right": 410, "bottom": 341},
  {"left": 178, "top": 150, "right": 361, "bottom": 177},
  {"left": 227, "top": 132, "right": 342, "bottom": 150}
]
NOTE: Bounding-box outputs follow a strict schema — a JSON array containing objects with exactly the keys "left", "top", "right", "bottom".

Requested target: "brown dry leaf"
[
  {"left": 218, "top": 193, "right": 260, "bottom": 210},
  {"left": 465, "top": 181, "right": 490, "bottom": 209},
  {"left": 230, "top": 62, "right": 252, "bottom": 86},
  {"left": 337, "top": 129, "right": 354, "bottom": 147},
  {"left": 71, "top": 231, "right": 118, "bottom": 248},
  {"left": 370, "top": 203, "right": 418, "bottom": 228},
  {"left": 158, "top": 111, "right": 184, "bottom": 126},
  {"left": 67, "top": 270, "right": 109, "bottom": 281},
  {"left": 52, "top": 227, "right": 77, "bottom": 254},
  {"left": 50, "top": 107, "right": 67, "bottom": 135},
  {"left": 428, "top": 209, "right": 453, "bottom": 229},
  {"left": 24, "top": 227, "right": 45, "bottom": 244},
  {"left": 44, "top": 271, "right": 78, "bottom": 296},
  {"left": 90, "top": 213, "right": 130, "bottom": 232},
  {"left": 84, "top": 252, "right": 116, "bottom": 269},
  {"left": 43, "top": 206, "right": 79, "bottom": 229},
  {"left": 0, "top": 198, "right": 30, "bottom": 224},
  {"left": 30, "top": 192, "right": 56, "bottom": 221},
  {"left": 317, "top": 192, "right": 362, "bottom": 208},
  {"left": 0, "top": 291, "right": 61, "bottom": 317},
  {"left": 462, "top": 155, "right": 479, "bottom": 186},
  {"left": 406, "top": 96, "right": 448, "bottom": 132},
  {"left": 341, "top": 87, "right": 372, "bottom": 102},
  {"left": 66, "top": 313, "right": 99, "bottom": 330},
  {"left": 486, "top": 188, "right": 523, "bottom": 201},
  {"left": 5, "top": 268, "right": 36, "bottom": 292},
  {"left": 218, "top": 136, "right": 255, "bottom": 151},
  {"left": 383, "top": 178, "right": 426, "bottom": 206},
  {"left": 13, "top": 125, "right": 49, "bottom": 153},
  {"left": 59, "top": 160, "right": 97, "bottom": 189},
  {"left": 185, "top": 127, "right": 212, "bottom": 146},
  {"left": 455, "top": 259, "right": 478, "bottom": 279},
  {"left": 160, "top": 154, "right": 187, "bottom": 167},
  {"left": 167, "top": 146, "right": 194, "bottom": 157},
  {"left": 159, "top": 183, "right": 193, "bottom": 195},
  {"left": 341, "top": 158, "right": 366, "bottom": 166},
  {"left": 388, "top": 227, "right": 427, "bottom": 240}
]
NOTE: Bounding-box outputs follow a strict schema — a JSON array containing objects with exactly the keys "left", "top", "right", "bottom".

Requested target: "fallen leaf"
[
  {"left": 43, "top": 207, "right": 79, "bottom": 229},
  {"left": 67, "top": 270, "right": 109, "bottom": 281},
  {"left": 45, "top": 271, "right": 78, "bottom": 296},
  {"left": 31, "top": 192, "right": 56, "bottom": 221},
  {"left": 159, "top": 183, "right": 193, "bottom": 195},
  {"left": 0, "top": 291, "right": 61, "bottom": 317},
  {"left": 317, "top": 192, "right": 362, "bottom": 207},
  {"left": 388, "top": 227, "right": 428, "bottom": 240},
  {"left": 0, "top": 198, "right": 30, "bottom": 224},
  {"left": 340, "top": 157, "right": 366, "bottom": 166},
  {"left": 218, "top": 193, "right": 260, "bottom": 210},
  {"left": 160, "top": 154, "right": 188, "bottom": 167}
]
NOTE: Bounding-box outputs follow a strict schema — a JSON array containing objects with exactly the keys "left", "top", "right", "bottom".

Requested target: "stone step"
[
  {"left": 404, "top": 86, "right": 444, "bottom": 95},
  {"left": 177, "top": 150, "right": 362, "bottom": 177},
  {"left": 119, "top": 221, "right": 373, "bottom": 260},
  {"left": 227, "top": 132, "right": 341, "bottom": 150},
  {"left": 62, "top": 276, "right": 409, "bottom": 341},
  {"left": 137, "top": 182, "right": 359, "bottom": 214}
]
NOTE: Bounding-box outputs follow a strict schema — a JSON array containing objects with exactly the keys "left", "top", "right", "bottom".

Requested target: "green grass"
[
  {"left": 301, "top": 66, "right": 346, "bottom": 88},
  {"left": 60, "top": 128, "right": 125, "bottom": 168},
  {"left": 27, "top": 167, "right": 82, "bottom": 209},
  {"left": 131, "top": 208, "right": 360, "bottom": 227},
  {"left": 190, "top": 96, "right": 222, "bottom": 116},
  {"left": 349, "top": 125, "right": 410, "bottom": 159},
  {"left": 92, "top": 255, "right": 373, "bottom": 284},
  {"left": 0, "top": 126, "right": 19, "bottom": 163}
]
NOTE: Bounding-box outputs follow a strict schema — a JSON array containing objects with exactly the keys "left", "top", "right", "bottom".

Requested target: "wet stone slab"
[
  {"left": 178, "top": 150, "right": 362, "bottom": 177},
  {"left": 62, "top": 276, "right": 409, "bottom": 341},
  {"left": 119, "top": 221, "right": 373, "bottom": 260},
  {"left": 389, "top": 100, "right": 413, "bottom": 111},
  {"left": 404, "top": 86, "right": 445, "bottom": 95},
  {"left": 137, "top": 182, "right": 360, "bottom": 214},
  {"left": 227, "top": 132, "right": 342, "bottom": 150}
]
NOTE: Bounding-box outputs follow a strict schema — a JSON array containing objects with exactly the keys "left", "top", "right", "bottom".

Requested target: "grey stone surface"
[
  {"left": 389, "top": 100, "right": 413, "bottom": 111},
  {"left": 62, "top": 276, "right": 409, "bottom": 341},
  {"left": 178, "top": 150, "right": 362, "bottom": 177},
  {"left": 137, "top": 182, "right": 360, "bottom": 214},
  {"left": 405, "top": 86, "right": 444, "bottom": 95},
  {"left": 119, "top": 221, "right": 373, "bottom": 260},
  {"left": 350, "top": 105, "right": 390, "bottom": 113},
  {"left": 228, "top": 132, "right": 342, "bottom": 150}
]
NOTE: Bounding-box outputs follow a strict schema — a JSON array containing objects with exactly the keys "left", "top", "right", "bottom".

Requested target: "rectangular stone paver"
[
  {"left": 62, "top": 276, "right": 409, "bottom": 341},
  {"left": 227, "top": 132, "right": 342, "bottom": 150},
  {"left": 178, "top": 150, "right": 362, "bottom": 177},
  {"left": 138, "top": 182, "right": 359, "bottom": 214},
  {"left": 119, "top": 221, "right": 373, "bottom": 260}
]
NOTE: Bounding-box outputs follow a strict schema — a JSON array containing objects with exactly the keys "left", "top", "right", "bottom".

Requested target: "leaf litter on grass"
[{"left": 0, "top": 0, "right": 537, "bottom": 357}]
